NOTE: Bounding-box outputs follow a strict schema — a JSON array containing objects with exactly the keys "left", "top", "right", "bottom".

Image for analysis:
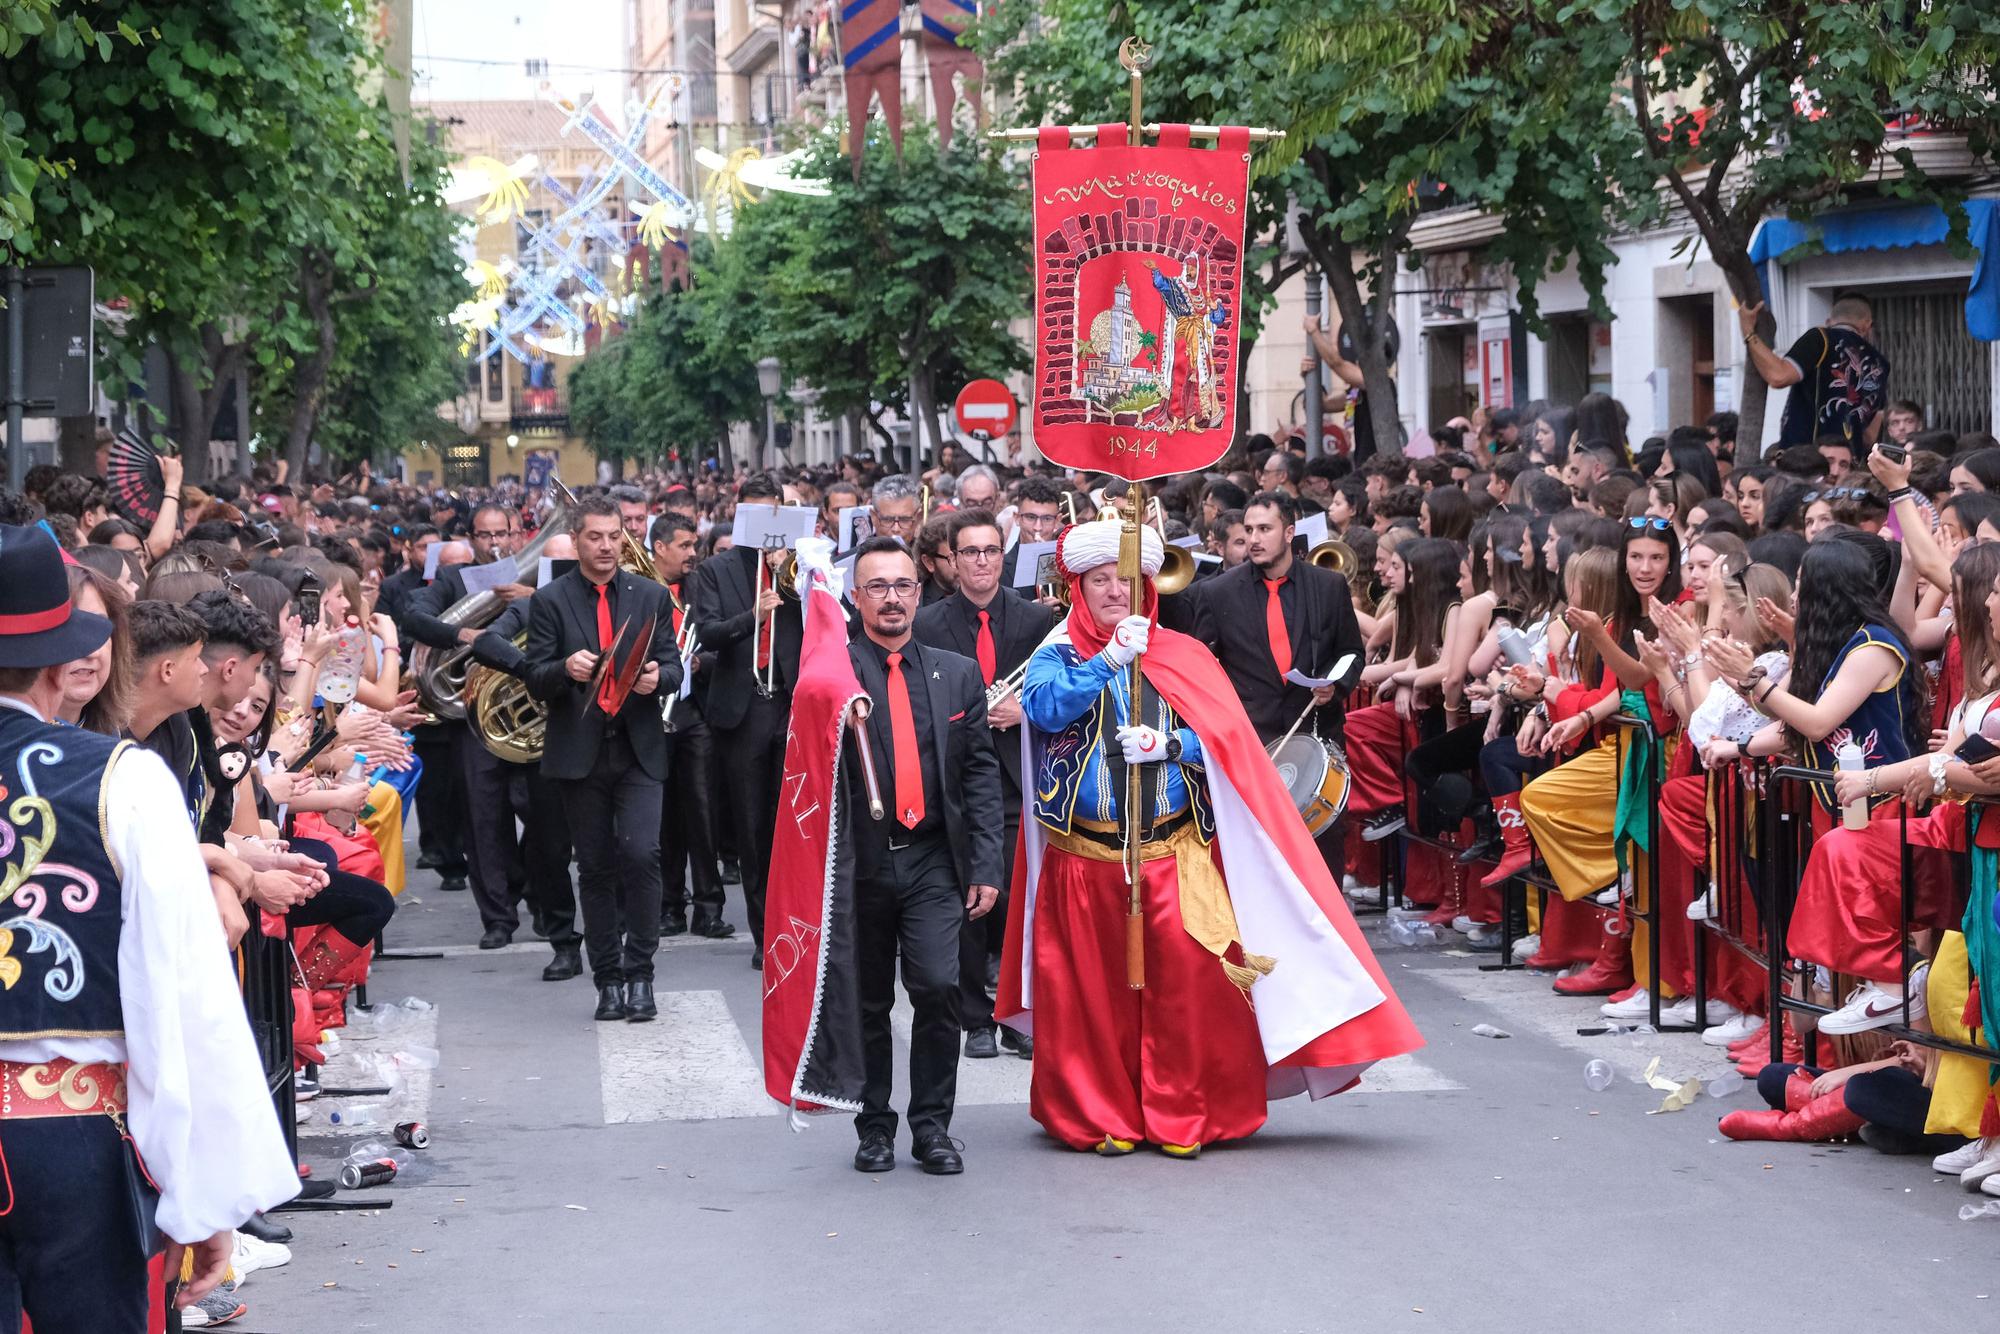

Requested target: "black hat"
[{"left": 0, "top": 524, "right": 113, "bottom": 669}]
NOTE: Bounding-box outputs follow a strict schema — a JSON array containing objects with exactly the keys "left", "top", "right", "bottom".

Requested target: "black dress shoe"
[
  {"left": 593, "top": 985, "right": 629, "bottom": 1021},
  {"left": 692, "top": 916, "right": 736, "bottom": 939},
  {"left": 912, "top": 1135, "right": 964, "bottom": 1175},
  {"left": 721, "top": 858, "right": 743, "bottom": 884},
  {"left": 240, "top": 1213, "right": 293, "bottom": 1245},
  {"left": 416, "top": 851, "right": 441, "bottom": 871},
  {"left": 438, "top": 874, "right": 468, "bottom": 893},
  {"left": 853, "top": 1130, "right": 896, "bottom": 1173},
  {"left": 478, "top": 925, "right": 512, "bottom": 950},
  {"left": 750, "top": 949, "right": 763, "bottom": 971},
  {"left": 541, "top": 947, "right": 582, "bottom": 982},
  {"left": 662, "top": 911, "right": 689, "bottom": 937},
  {"left": 963, "top": 1028, "right": 999, "bottom": 1059},
  {"left": 999, "top": 1028, "right": 1034, "bottom": 1059},
  {"left": 624, "top": 979, "right": 658, "bottom": 1021}
]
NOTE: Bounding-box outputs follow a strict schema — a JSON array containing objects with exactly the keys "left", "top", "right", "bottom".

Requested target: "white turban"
[{"left": 1057, "top": 519, "right": 1164, "bottom": 580}]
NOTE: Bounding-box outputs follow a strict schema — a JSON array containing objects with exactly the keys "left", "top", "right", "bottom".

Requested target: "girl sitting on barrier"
[{"left": 1519, "top": 518, "right": 1684, "bottom": 999}]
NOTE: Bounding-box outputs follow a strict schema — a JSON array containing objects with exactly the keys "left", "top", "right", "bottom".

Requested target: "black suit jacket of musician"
[
  {"left": 521, "top": 569, "right": 681, "bottom": 782},
  {"left": 1192, "top": 558, "right": 1366, "bottom": 743},
  {"left": 688, "top": 545, "right": 805, "bottom": 732},
  {"left": 911, "top": 586, "right": 1059, "bottom": 804},
  {"left": 843, "top": 637, "right": 1006, "bottom": 890},
  {"left": 402, "top": 561, "right": 476, "bottom": 652}
]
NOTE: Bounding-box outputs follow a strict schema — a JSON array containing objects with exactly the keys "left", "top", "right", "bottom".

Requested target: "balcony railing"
[{"left": 511, "top": 388, "right": 569, "bottom": 435}]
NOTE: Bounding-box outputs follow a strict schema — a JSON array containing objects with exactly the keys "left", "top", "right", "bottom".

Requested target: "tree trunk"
[
  {"left": 1713, "top": 238, "right": 1774, "bottom": 455},
  {"left": 909, "top": 358, "right": 945, "bottom": 472},
  {"left": 1316, "top": 231, "right": 1406, "bottom": 453},
  {"left": 286, "top": 263, "right": 337, "bottom": 480},
  {"left": 166, "top": 350, "right": 208, "bottom": 485}
]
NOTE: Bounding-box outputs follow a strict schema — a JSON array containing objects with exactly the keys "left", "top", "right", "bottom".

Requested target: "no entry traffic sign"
[{"left": 953, "top": 379, "right": 1017, "bottom": 439}]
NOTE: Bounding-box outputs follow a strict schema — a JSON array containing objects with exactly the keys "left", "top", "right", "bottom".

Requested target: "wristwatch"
[{"left": 1165, "top": 732, "right": 1184, "bottom": 763}]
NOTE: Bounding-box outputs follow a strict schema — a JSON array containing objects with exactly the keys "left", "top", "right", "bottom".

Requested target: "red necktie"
[
  {"left": 886, "top": 651, "right": 924, "bottom": 829},
  {"left": 756, "top": 602, "right": 772, "bottom": 672},
  {"left": 670, "top": 585, "right": 685, "bottom": 639},
  {"left": 593, "top": 582, "right": 618, "bottom": 713},
  {"left": 974, "top": 610, "right": 996, "bottom": 686},
  {"left": 1263, "top": 577, "right": 1292, "bottom": 677}
]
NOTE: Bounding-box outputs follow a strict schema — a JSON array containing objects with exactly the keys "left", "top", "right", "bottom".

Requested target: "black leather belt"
[{"left": 1069, "top": 812, "right": 1191, "bottom": 849}]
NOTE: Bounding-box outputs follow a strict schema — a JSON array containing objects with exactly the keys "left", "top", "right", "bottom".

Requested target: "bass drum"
[{"left": 1268, "top": 734, "right": 1352, "bottom": 838}]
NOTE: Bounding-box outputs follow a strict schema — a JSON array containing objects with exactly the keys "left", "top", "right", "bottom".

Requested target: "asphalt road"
[{"left": 247, "top": 853, "right": 1999, "bottom": 1334}]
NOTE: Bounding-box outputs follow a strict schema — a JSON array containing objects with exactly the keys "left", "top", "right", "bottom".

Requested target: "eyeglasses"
[
  {"left": 1625, "top": 517, "right": 1672, "bottom": 533},
  {"left": 472, "top": 529, "right": 508, "bottom": 540},
  {"left": 857, "top": 579, "right": 921, "bottom": 600},
  {"left": 954, "top": 545, "right": 1003, "bottom": 562}
]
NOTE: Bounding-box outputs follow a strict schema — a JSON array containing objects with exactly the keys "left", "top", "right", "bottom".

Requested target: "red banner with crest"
[{"left": 1030, "top": 124, "right": 1252, "bottom": 481}]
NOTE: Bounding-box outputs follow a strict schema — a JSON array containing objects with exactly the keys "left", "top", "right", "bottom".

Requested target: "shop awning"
[{"left": 1749, "top": 198, "right": 2000, "bottom": 341}]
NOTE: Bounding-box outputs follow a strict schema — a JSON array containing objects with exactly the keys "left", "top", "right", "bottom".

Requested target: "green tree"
[
  {"left": 1540, "top": 1, "right": 2000, "bottom": 445},
  {"left": 724, "top": 126, "right": 1030, "bottom": 460}
]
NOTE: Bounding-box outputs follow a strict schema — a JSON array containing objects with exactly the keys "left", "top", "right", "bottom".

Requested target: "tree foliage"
[{"left": 2, "top": 0, "right": 462, "bottom": 475}]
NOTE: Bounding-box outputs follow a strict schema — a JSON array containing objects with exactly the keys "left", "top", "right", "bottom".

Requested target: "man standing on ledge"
[
  {"left": 999, "top": 520, "right": 1420, "bottom": 1158},
  {"left": 845, "top": 537, "right": 1004, "bottom": 1176}
]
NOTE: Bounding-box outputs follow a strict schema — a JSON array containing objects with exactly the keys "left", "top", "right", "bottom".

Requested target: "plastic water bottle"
[
  {"left": 328, "top": 752, "right": 367, "bottom": 834},
  {"left": 319, "top": 616, "right": 367, "bottom": 705},
  {"left": 1837, "top": 740, "right": 1869, "bottom": 831},
  {"left": 326, "top": 1101, "right": 386, "bottom": 1126}
]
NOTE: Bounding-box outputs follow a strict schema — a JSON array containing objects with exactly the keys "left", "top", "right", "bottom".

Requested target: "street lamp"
[
  {"left": 506, "top": 433, "right": 520, "bottom": 450},
  {"left": 756, "top": 356, "right": 781, "bottom": 469}
]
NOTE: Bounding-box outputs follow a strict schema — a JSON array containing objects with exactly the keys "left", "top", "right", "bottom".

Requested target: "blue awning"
[{"left": 1749, "top": 199, "right": 2000, "bottom": 341}]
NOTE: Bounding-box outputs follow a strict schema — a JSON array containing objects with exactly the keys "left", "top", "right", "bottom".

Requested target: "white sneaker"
[
  {"left": 1451, "top": 915, "right": 1480, "bottom": 935},
  {"left": 1820, "top": 970, "right": 1927, "bottom": 1036},
  {"left": 1702, "top": 1013, "right": 1765, "bottom": 1047},
  {"left": 1600, "top": 990, "right": 1656, "bottom": 1020},
  {"left": 1686, "top": 887, "right": 1716, "bottom": 922},
  {"left": 1660, "top": 996, "right": 1700, "bottom": 1027},
  {"left": 1984, "top": 1174, "right": 2000, "bottom": 1198},
  {"left": 1511, "top": 933, "right": 1541, "bottom": 964},
  {"left": 1933, "top": 1138, "right": 1995, "bottom": 1175},
  {"left": 1344, "top": 880, "right": 1380, "bottom": 904},
  {"left": 1963, "top": 1150, "right": 2000, "bottom": 1192},
  {"left": 231, "top": 1231, "right": 292, "bottom": 1282}
]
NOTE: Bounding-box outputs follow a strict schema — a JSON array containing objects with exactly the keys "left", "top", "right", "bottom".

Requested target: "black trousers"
[
  {"left": 410, "top": 721, "right": 468, "bottom": 874},
  {"left": 1478, "top": 734, "right": 1545, "bottom": 797},
  {"left": 0, "top": 1117, "right": 152, "bottom": 1334},
  {"left": 559, "top": 730, "right": 665, "bottom": 986},
  {"left": 714, "top": 691, "right": 789, "bottom": 950},
  {"left": 1404, "top": 718, "right": 1486, "bottom": 834},
  {"left": 518, "top": 767, "right": 580, "bottom": 949},
  {"left": 1758, "top": 1062, "right": 1957, "bottom": 1154},
  {"left": 287, "top": 836, "right": 396, "bottom": 946},
  {"left": 459, "top": 727, "right": 525, "bottom": 932},
  {"left": 662, "top": 716, "right": 725, "bottom": 922},
  {"left": 855, "top": 843, "right": 963, "bottom": 1142},
  {"left": 959, "top": 814, "right": 1018, "bottom": 1033}
]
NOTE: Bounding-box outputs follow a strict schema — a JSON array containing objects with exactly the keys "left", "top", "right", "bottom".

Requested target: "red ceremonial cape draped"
[
  {"left": 997, "top": 585, "right": 1423, "bottom": 1091},
  {"left": 1030, "top": 124, "right": 1252, "bottom": 480},
  {"left": 760, "top": 572, "right": 868, "bottom": 1111}
]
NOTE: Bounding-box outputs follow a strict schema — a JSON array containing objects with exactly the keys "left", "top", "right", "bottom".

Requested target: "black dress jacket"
[
  {"left": 521, "top": 568, "right": 680, "bottom": 782},
  {"left": 688, "top": 545, "right": 805, "bottom": 732},
  {"left": 1191, "top": 558, "right": 1366, "bottom": 742},
  {"left": 911, "top": 586, "right": 1059, "bottom": 802}
]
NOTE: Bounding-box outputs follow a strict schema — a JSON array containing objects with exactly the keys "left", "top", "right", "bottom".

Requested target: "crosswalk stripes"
[{"left": 593, "top": 991, "right": 1462, "bottom": 1124}]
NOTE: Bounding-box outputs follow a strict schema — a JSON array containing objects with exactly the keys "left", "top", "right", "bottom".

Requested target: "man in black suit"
[
  {"left": 406, "top": 505, "right": 536, "bottom": 932},
  {"left": 913, "top": 508, "right": 1057, "bottom": 1061},
  {"left": 468, "top": 533, "right": 583, "bottom": 983},
  {"left": 651, "top": 514, "right": 730, "bottom": 939},
  {"left": 689, "top": 476, "right": 802, "bottom": 965},
  {"left": 521, "top": 495, "right": 681, "bottom": 1023},
  {"left": 1193, "top": 490, "right": 1365, "bottom": 874},
  {"left": 845, "top": 538, "right": 1004, "bottom": 1176}
]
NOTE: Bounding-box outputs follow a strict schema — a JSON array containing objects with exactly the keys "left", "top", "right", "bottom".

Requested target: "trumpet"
[
  {"left": 662, "top": 621, "right": 700, "bottom": 732},
  {"left": 1307, "top": 538, "right": 1358, "bottom": 579},
  {"left": 1060, "top": 491, "right": 1079, "bottom": 526},
  {"left": 986, "top": 660, "right": 1029, "bottom": 707}
]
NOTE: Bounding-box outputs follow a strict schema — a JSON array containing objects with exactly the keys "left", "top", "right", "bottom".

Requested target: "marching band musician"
[
  {"left": 844, "top": 538, "right": 1005, "bottom": 1176},
  {"left": 467, "top": 533, "right": 583, "bottom": 984},
  {"left": 405, "top": 502, "right": 535, "bottom": 941},
  {"left": 521, "top": 495, "right": 680, "bottom": 1023},
  {"left": 1193, "top": 490, "right": 1365, "bottom": 876},
  {"left": 913, "top": 508, "right": 1059, "bottom": 1061},
  {"left": 689, "top": 475, "right": 803, "bottom": 967},
  {"left": 998, "top": 521, "right": 1418, "bottom": 1158},
  {"left": 650, "top": 513, "right": 732, "bottom": 940}
]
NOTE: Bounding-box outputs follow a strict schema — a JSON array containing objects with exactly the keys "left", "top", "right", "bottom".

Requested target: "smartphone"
[
  {"left": 1956, "top": 734, "right": 2000, "bottom": 765},
  {"left": 295, "top": 573, "right": 322, "bottom": 628},
  {"left": 1876, "top": 444, "right": 1909, "bottom": 465}
]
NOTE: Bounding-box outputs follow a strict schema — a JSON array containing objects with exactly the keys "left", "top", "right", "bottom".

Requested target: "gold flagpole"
[{"left": 1118, "top": 36, "right": 1151, "bottom": 991}]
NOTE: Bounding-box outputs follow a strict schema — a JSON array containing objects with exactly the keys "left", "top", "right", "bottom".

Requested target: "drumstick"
[{"left": 1273, "top": 697, "right": 1317, "bottom": 753}]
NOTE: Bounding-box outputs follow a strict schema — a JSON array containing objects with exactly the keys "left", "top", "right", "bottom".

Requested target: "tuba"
[
  {"left": 410, "top": 491, "right": 574, "bottom": 721},
  {"left": 1307, "top": 538, "right": 1358, "bottom": 579}
]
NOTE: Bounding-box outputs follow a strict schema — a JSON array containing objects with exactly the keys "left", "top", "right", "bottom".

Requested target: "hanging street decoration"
[{"left": 840, "top": 0, "right": 984, "bottom": 174}]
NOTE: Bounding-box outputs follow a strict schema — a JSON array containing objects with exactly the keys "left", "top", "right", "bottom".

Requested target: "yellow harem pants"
[{"left": 1520, "top": 736, "right": 1660, "bottom": 994}]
